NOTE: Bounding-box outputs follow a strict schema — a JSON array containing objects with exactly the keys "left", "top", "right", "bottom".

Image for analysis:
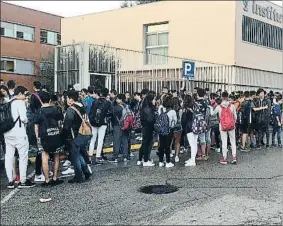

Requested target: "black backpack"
[
  {"left": 40, "top": 110, "right": 62, "bottom": 150},
  {"left": 89, "top": 99, "right": 106, "bottom": 127},
  {"left": 0, "top": 100, "right": 20, "bottom": 135}
]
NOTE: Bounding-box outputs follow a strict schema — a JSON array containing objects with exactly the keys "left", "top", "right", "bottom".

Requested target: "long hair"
[
  {"left": 142, "top": 94, "right": 155, "bottom": 108},
  {"left": 172, "top": 97, "right": 180, "bottom": 111},
  {"left": 183, "top": 95, "right": 194, "bottom": 110}
]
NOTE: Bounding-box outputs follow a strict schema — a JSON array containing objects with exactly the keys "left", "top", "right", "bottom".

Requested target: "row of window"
[
  {"left": 1, "top": 58, "right": 35, "bottom": 75},
  {"left": 242, "top": 15, "right": 282, "bottom": 51},
  {"left": 0, "top": 21, "right": 61, "bottom": 45}
]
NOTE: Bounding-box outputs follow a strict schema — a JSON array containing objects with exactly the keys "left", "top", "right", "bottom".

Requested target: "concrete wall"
[
  {"left": 61, "top": 1, "right": 236, "bottom": 67},
  {"left": 235, "top": 0, "right": 283, "bottom": 73},
  {"left": 0, "top": 2, "right": 61, "bottom": 90}
]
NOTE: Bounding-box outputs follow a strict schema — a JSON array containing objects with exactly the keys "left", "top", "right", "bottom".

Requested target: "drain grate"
[{"left": 139, "top": 185, "right": 178, "bottom": 195}]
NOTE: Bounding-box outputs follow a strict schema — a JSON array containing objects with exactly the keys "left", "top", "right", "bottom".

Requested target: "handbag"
[{"left": 70, "top": 106, "right": 92, "bottom": 138}]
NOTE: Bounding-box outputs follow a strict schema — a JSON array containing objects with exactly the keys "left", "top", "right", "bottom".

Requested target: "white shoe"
[
  {"left": 171, "top": 150, "right": 175, "bottom": 154},
  {"left": 170, "top": 153, "right": 174, "bottom": 158},
  {"left": 63, "top": 160, "right": 71, "bottom": 168},
  {"left": 87, "top": 165, "right": 92, "bottom": 174},
  {"left": 62, "top": 167, "right": 75, "bottom": 175},
  {"left": 130, "top": 153, "right": 135, "bottom": 157},
  {"left": 216, "top": 148, "right": 221, "bottom": 153},
  {"left": 137, "top": 161, "right": 142, "bottom": 166},
  {"left": 34, "top": 174, "right": 45, "bottom": 182},
  {"left": 185, "top": 159, "right": 196, "bottom": 166},
  {"left": 185, "top": 159, "right": 190, "bottom": 164},
  {"left": 143, "top": 161, "right": 155, "bottom": 167},
  {"left": 165, "top": 162, "right": 174, "bottom": 168},
  {"left": 159, "top": 162, "right": 165, "bottom": 167},
  {"left": 136, "top": 136, "right": 141, "bottom": 140},
  {"left": 138, "top": 137, "right": 143, "bottom": 141},
  {"left": 49, "top": 171, "right": 53, "bottom": 177},
  {"left": 175, "top": 156, "right": 180, "bottom": 163}
]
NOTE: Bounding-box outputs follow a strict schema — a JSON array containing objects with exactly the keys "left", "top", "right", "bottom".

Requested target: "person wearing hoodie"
[
  {"left": 62, "top": 90, "right": 92, "bottom": 183},
  {"left": 212, "top": 91, "right": 237, "bottom": 165},
  {"left": 34, "top": 91, "right": 64, "bottom": 186}
]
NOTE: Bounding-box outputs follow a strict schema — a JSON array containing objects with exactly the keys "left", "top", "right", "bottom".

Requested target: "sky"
[{"left": 4, "top": 1, "right": 283, "bottom": 18}]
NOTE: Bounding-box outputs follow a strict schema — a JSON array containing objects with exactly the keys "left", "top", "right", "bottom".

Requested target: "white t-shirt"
[{"left": 4, "top": 99, "right": 28, "bottom": 138}]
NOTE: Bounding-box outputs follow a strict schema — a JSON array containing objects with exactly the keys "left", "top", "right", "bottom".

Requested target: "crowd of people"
[{"left": 0, "top": 78, "right": 282, "bottom": 189}]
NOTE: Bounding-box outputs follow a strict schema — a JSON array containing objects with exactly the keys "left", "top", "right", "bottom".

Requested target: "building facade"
[
  {"left": 0, "top": 2, "right": 62, "bottom": 90},
  {"left": 57, "top": 0, "right": 282, "bottom": 93}
]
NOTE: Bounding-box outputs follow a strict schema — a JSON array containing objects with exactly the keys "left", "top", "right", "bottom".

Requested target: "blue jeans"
[
  {"left": 113, "top": 126, "right": 129, "bottom": 159},
  {"left": 272, "top": 126, "right": 282, "bottom": 145},
  {"left": 199, "top": 129, "right": 211, "bottom": 145},
  {"left": 70, "top": 135, "right": 92, "bottom": 180}
]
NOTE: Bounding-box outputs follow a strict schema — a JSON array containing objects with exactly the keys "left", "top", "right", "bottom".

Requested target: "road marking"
[{"left": 1, "top": 170, "right": 35, "bottom": 206}]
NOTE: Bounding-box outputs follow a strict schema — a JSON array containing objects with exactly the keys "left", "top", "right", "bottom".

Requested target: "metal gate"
[{"left": 55, "top": 43, "right": 283, "bottom": 93}]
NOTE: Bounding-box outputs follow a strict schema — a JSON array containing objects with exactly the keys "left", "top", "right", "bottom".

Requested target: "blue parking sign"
[{"left": 182, "top": 61, "right": 195, "bottom": 80}]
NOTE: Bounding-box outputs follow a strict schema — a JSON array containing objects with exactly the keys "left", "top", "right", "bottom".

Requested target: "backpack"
[
  {"left": 0, "top": 99, "right": 20, "bottom": 135},
  {"left": 70, "top": 106, "right": 92, "bottom": 138},
  {"left": 220, "top": 104, "right": 235, "bottom": 131},
  {"left": 40, "top": 110, "right": 62, "bottom": 150},
  {"left": 89, "top": 99, "right": 106, "bottom": 127},
  {"left": 119, "top": 104, "right": 134, "bottom": 131},
  {"left": 190, "top": 109, "right": 207, "bottom": 135},
  {"left": 154, "top": 108, "right": 170, "bottom": 136}
]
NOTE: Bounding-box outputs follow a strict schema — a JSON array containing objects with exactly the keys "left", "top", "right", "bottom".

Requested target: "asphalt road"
[{"left": 1, "top": 146, "right": 283, "bottom": 225}]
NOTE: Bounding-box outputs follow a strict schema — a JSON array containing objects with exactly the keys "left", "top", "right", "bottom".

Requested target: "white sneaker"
[
  {"left": 49, "top": 171, "right": 53, "bottom": 177},
  {"left": 159, "top": 162, "right": 165, "bottom": 167},
  {"left": 130, "top": 153, "right": 135, "bottom": 157},
  {"left": 110, "top": 142, "right": 113, "bottom": 146},
  {"left": 137, "top": 161, "right": 142, "bottom": 166},
  {"left": 138, "top": 137, "right": 143, "bottom": 141},
  {"left": 34, "top": 174, "right": 45, "bottom": 182},
  {"left": 175, "top": 156, "right": 180, "bottom": 163},
  {"left": 87, "top": 165, "right": 92, "bottom": 174},
  {"left": 185, "top": 159, "right": 196, "bottom": 166},
  {"left": 165, "top": 162, "right": 174, "bottom": 168},
  {"left": 170, "top": 153, "right": 174, "bottom": 158},
  {"left": 63, "top": 160, "right": 71, "bottom": 168},
  {"left": 143, "top": 161, "right": 155, "bottom": 167},
  {"left": 216, "top": 148, "right": 221, "bottom": 153},
  {"left": 136, "top": 136, "right": 141, "bottom": 140},
  {"left": 62, "top": 167, "right": 75, "bottom": 175},
  {"left": 171, "top": 150, "right": 175, "bottom": 155}
]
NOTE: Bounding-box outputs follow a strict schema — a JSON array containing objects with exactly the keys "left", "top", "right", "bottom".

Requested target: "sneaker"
[
  {"left": 185, "top": 159, "right": 190, "bottom": 164},
  {"left": 143, "top": 161, "right": 155, "bottom": 167},
  {"left": 7, "top": 181, "right": 15, "bottom": 189},
  {"left": 130, "top": 153, "right": 135, "bottom": 157},
  {"left": 84, "top": 172, "right": 92, "bottom": 181},
  {"left": 170, "top": 153, "right": 174, "bottom": 158},
  {"left": 15, "top": 175, "right": 20, "bottom": 184},
  {"left": 138, "top": 137, "right": 143, "bottom": 141},
  {"left": 231, "top": 157, "right": 237, "bottom": 164},
  {"left": 87, "top": 165, "right": 92, "bottom": 174},
  {"left": 95, "top": 158, "right": 103, "bottom": 165},
  {"left": 41, "top": 180, "right": 52, "bottom": 187},
  {"left": 124, "top": 158, "right": 129, "bottom": 162},
  {"left": 136, "top": 136, "right": 141, "bottom": 140},
  {"left": 63, "top": 160, "right": 71, "bottom": 168},
  {"left": 216, "top": 148, "right": 221, "bottom": 153},
  {"left": 61, "top": 168, "right": 75, "bottom": 175},
  {"left": 175, "top": 156, "right": 180, "bottom": 163},
  {"left": 171, "top": 150, "right": 175, "bottom": 155},
  {"left": 266, "top": 145, "right": 271, "bottom": 149},
  {"left": 219, "top": 157, "right": 227, "bottom": 165},
  {"left": 165, "top": 162, "right": 174, "bottom": 168},
  {"left": 159, "top": 162, "right": 165, "bottom": 167},
  {"left": 18, "top": 180, "right": 36, "bottom": 188},
  {"left": 108, "top": 158, "right": 118, "bottom": 163},
  {"left": 203, "top": 156, "right": 209, "bottom": 161},
  {"left": 256, "top": 145, "right": 262, "bottom": 150},
  {"left": 137, "top": 161, "right": 142, "bottom": 166},
  {"left": 34, "top": 174, "right": 45, "bottom": 183},
  {"left": 185, "top": 159, "right": 196, "bottom": 167}
]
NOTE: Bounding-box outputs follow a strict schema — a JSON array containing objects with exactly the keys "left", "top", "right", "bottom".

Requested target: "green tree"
[{"left": 121, "top": 0, "right": 162, "bottom": 8}]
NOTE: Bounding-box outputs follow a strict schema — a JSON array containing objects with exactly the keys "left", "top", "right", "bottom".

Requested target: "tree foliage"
[{"left": 120, "top": 0, "right": 162, "bottom": 8}]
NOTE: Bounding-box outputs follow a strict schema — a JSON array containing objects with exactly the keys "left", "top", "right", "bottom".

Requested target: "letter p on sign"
[{"left": 182, "top": 61, "right": 195, "bottom": 80}]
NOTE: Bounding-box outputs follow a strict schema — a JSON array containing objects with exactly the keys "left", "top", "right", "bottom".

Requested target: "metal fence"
[{"left": 55, "top": 43, "right": 283, "bottom": 94}]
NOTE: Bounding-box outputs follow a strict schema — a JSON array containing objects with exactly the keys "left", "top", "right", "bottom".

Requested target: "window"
[
  {"left": 242, "top": 15, "right": 282, "bottom": 51},
  {"left": 0, "top": 21, "right": 34, "bottom": 41},
  {"left": 40, "top": 29, "right": 61, "bottom": 45},
  {"left": 1, "top": 59, "right": 15, "bottom": 72},
  {"left": 144, "top": 22, "right": 169, "bottom": 65},
  {"left": 1, "top": 58, "right": 34, "bottom": 75}
]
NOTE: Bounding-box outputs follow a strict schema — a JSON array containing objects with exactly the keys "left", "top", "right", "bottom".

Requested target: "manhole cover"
[{"left": 139, "top": 185, "right": 178, "bottom": 195}]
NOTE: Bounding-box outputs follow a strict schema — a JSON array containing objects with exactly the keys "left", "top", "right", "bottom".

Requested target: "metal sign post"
[{"left": 182, "top": 61, "right": 195, "bottom": 93}]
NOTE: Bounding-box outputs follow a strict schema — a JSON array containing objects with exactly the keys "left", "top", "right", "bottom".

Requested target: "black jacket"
[
  {"left": 140, "top": 106, "right": 155, "bottom": 128},
  {"left": 62, "top": 103, "right": 86, "bottom": 141},
  {"left": 89, "top": 98, "right": 112, "bottom": 127},
  {"left": 181, "top": 109, "right": 194, "bottom": 134}
]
